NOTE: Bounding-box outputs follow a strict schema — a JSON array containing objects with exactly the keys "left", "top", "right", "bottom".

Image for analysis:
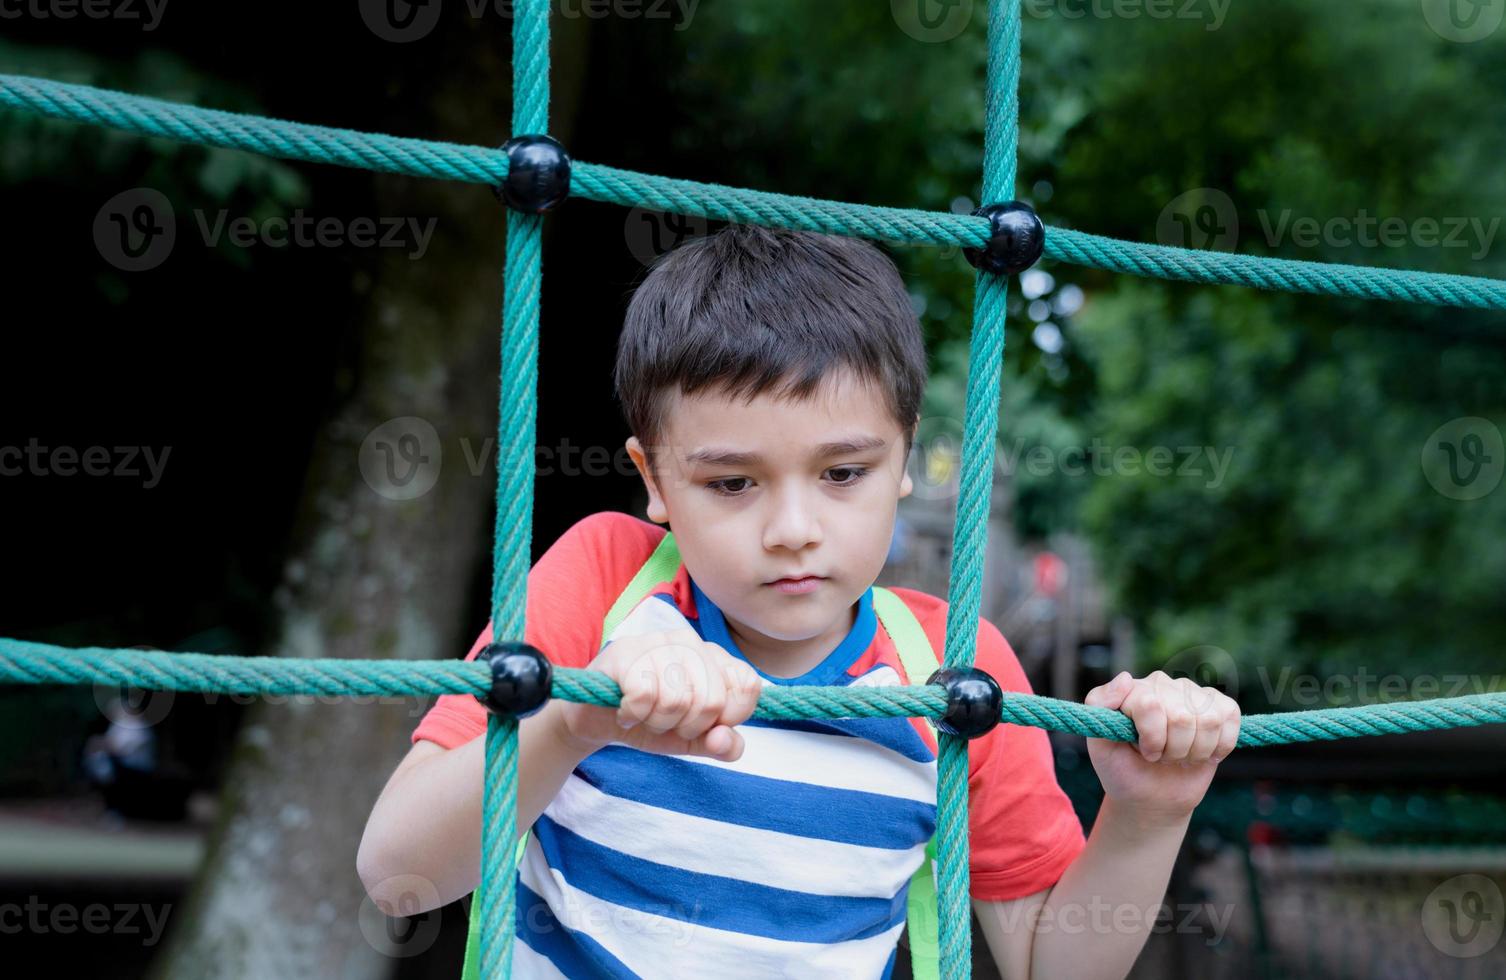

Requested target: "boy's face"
[{"left": 625, "top": 368, "right": 916, "bottom": 661}]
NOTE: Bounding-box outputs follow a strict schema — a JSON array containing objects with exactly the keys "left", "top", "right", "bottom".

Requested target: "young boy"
[{"left": 359, "top": 225, "right": 1240, "bottom": 978}]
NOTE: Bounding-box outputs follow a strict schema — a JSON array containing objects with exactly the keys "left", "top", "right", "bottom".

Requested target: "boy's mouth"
[{"left": 765, "top": 575, "right": 825, "bottom": 595}]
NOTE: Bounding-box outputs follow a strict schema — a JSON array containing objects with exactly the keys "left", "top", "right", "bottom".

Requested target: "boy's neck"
[{"left": 722, "top": 600, "right": 860, "bottom": 681}]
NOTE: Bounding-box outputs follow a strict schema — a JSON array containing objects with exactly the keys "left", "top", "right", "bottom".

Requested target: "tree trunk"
[{"left": 148, "top": 18, "right": 590, "bottom": 980}]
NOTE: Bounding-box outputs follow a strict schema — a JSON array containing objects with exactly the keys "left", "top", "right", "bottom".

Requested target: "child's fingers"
[
  {"left": 593, "top": 631, "right": 757, "bottom": 754},
  {"left": 1120, "top": 681, "right": 1167, "bottom": 761},
  {"left": 1183, "top": 681, "right": 1225, "bottom": 762},
  {"left": 1152, "top": 673, "right": 1198, "bottom": 762},
  {"left": 1211, "top": 703, "right": 1241, "bottom": 763},
  {"left": 614, "top": 647, "right": 660, "bottom": 730},
  {"left": 597, "top": 631, "right": 697, "bottom": 731},
  {"left": 719, "top": 658, "right": 763, "bottom": 726},
  {"left": 672, "top": 648, "right": 728, "bottom": 742},
  {"left": 638, "top": 645, "right": 698, "bottom": 734}
]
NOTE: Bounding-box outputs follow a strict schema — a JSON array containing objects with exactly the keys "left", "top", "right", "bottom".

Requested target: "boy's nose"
[{"left": 762, "top": 488, "right": 823, "bottom": 551}]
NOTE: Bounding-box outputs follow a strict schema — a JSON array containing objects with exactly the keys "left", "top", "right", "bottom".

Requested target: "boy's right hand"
[{"left": 555, "top": 629, "right": 763, "bottom": 762}]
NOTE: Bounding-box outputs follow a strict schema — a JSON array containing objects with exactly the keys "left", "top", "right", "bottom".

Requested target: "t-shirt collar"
[{"left": 689, "top": 577, "right": 876, "bottom": 686}]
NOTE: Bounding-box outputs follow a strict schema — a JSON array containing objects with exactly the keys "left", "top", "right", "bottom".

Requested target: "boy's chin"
[{"left": 748, "top": 600, "right": 850, "bottom": 639}]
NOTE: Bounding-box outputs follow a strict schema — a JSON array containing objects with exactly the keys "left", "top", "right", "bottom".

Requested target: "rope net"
[{"left": 1, "top": 2, "right": 1503, "bottom": 976}]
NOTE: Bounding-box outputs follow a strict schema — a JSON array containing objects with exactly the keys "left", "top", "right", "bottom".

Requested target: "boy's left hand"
[{"left": 1083, "top": 670, "right": 1241, "bottom": 824}]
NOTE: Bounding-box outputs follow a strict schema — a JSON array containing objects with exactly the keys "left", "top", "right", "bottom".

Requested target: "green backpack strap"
[
  {"left": 872, "top": 585, "right": 942, "bottom": 980},
  {"left": 603, "top": 530, "right": 682, "bottom": 637},
  {"left": 461, "top": 528, "right": 683, "bottom": 979},
  {"left": 871, "top": 587, "right": 940, "bottom": 738}
]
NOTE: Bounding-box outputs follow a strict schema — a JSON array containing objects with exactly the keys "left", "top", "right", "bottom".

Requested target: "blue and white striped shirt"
[{"left": 513, "top": 581, "right": 939, "bottom": 979}]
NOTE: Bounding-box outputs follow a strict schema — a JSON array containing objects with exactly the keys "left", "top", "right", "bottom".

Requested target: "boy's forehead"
[{"left": 661, "top": 373, "right": 896, "bottom": 456}]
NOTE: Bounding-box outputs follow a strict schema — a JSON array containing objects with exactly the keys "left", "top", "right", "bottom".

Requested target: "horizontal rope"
[
  {"left": 1045, "top": 228, "right": 1506, "bottom": 310},
  {"left": 4, "top": 73, "right": 1504, "bottom": 311},
  {"left": 5, "top": 639, "right": 1505, "bottom": 747},
  {"left": 0, "top": 73, "right": 507, "bottom": 183}
]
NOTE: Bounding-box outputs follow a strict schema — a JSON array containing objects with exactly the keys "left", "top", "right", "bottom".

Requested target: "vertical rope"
[
  {"left": 935, "top": 1, "right": 1023, "bottom": 977},
  {"left": 480, "top": 0, "right": 551, "bottom": 976}
]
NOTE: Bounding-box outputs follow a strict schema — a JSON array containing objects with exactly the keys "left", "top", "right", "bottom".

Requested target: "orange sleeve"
[
  {"left": 910, "top": 596, "right": 1087, "bottom": 900},
  {"left": 409, "top": 511, "right": 663, "bottom": 750}
]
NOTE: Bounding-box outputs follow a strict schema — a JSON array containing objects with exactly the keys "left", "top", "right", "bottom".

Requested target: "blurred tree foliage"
[
  {"left": 655, "top": 0, "right": 1506, "bottom": 699},
  {"left": 3, "top": 1, "right": 1501, "bottom": 710}
]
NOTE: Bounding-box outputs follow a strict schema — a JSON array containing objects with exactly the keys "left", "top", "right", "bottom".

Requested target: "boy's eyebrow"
[{"left": 683, "top": 434, "right": 889, "bottom": 467}]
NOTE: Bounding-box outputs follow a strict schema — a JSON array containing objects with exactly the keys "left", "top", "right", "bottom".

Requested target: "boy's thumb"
[
  {"left": 696, "top": 725, "right": 742, "bottom": 761},
  {"left": 1085, "top": 670, "right": 1132, "bottom": 710}
]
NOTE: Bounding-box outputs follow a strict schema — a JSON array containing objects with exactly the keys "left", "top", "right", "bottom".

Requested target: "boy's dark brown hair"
[{"left": 614, "top": 223, "right": 927, "bottom": 470}]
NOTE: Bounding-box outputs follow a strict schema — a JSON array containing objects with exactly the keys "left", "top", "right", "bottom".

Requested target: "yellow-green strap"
[
  {"left": 906, "top": 837, "right": 942, "bottom": 980},
  {"left": 461, "top": 835, "right": 528, "bottom": 980},
  {"left": 460, "top": 885, "right": 481, "bottom": 980},
  {"left": 872, "top": 585, "right": 942, "bottom": 980},
  {"left": 602, "top": 531, "right": 682, "bottom": 639},
  {"left": 871, "top": 587, "right": 939, "bottom": 739},
  {"left": 464, "top": 528, "right": 682, "bottom": 979}
]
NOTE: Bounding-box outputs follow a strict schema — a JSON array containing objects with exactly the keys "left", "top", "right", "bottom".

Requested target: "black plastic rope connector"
[
  {"left": 474, "top": 641, "right": 553, "bottom": 719},
  {"left": 963, "top": 201, "right": 1045, "bottom": 276},
  {"left": 927, "top": 666, "right": 1003, "bottom": 739},
  {"left": 493, "top": 134, "right": 572, "bottom": 214}
]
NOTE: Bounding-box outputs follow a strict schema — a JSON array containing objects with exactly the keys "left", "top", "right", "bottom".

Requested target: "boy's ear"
[
  {"left": 625, "top": 436, "right": 670, "bottom": 524},
  {"left": 898, "top": 416, "right": 918, "bottom": 499}
]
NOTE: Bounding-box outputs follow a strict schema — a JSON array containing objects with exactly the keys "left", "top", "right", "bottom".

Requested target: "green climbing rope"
[
  {"left": 2, "top": 1, "right": 1504, "bottom": 977},
  {"left": 4, "top": 80, "right": 1506, "bottom": 310},
  {"left": 4, "top": 638, "right": 1505, "bottom": 747}
]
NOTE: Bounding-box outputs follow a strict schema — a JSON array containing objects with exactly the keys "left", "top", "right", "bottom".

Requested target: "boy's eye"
[
  {"left": 827, "top": 466, "right": 869, "bottom": 486},
  {"left": 705, "top": 477, "right": 751, "bottom": 497},
  {"left": 704, "top": 467, "right": 869, "bottom": 498}
]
